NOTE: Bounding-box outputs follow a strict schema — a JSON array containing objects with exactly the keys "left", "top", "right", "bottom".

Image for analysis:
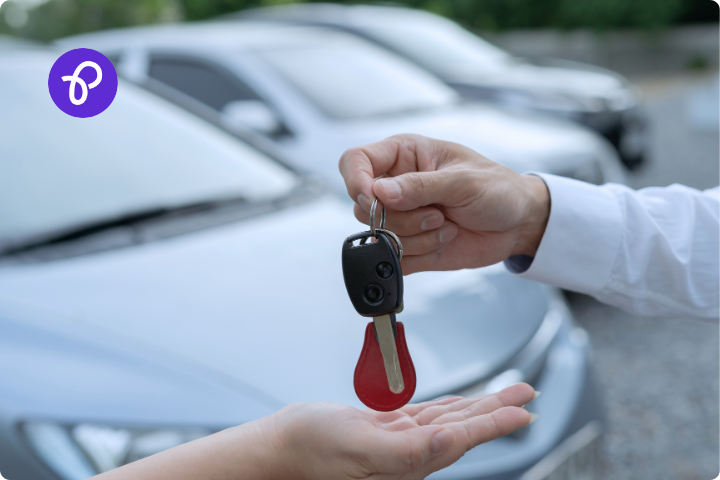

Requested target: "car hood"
[
  {"left": 0, "top": 196, "right": 549, "bottom": 409},
  {"left": 445, "top": 61, "right": 628, "bottom": 102},
  {"left": 298, "top": 103, "right": 607, "bottom": 190}
]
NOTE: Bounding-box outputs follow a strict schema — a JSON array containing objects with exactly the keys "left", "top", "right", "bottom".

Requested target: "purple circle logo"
[{"left": 48, "top": 48, "right": 118, "bottom": 118}]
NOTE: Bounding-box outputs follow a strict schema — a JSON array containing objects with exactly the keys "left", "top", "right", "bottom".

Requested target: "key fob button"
[
  {"left": 376, "top": 262, "right": 393, "bottom": 279},
  {"left": 363, "top": 283, "right": 384, "bottom": 305}
]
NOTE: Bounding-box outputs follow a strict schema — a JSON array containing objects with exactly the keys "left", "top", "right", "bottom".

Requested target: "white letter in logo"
[{"left": 61, "top": 61, "right": 103, "bottom": 106}]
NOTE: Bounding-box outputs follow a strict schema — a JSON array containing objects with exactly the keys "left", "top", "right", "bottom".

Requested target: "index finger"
[{"left": 338, "top": 134, "right": 435, "bottom": 211}]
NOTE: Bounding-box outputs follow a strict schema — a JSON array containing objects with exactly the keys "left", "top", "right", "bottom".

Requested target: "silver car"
[
  {"left": 57, "top": 21, "right": 626, "bottom": 192},
  {"left": 237, "top": 4, "right": 648, "bottom": 170},
  {"left": 0, "top": 46, "right": 601, "bottom": 479}
]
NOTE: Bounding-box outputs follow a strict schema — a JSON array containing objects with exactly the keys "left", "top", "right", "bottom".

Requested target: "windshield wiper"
[{"left": 0, "top": 196, "right": 248, "bottom": 257}]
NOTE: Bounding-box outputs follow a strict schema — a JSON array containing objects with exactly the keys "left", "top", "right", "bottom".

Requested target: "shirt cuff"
[
  {"left": 504, "top": 254, "right": 534, "bottom": 274},
  {"left": 505, "top": 173, "right": 624, "bottom": 295}
]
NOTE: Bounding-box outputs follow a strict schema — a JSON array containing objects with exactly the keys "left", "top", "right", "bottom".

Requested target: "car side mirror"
[{"left": 221, "top": 100, "right": 280, "bottom": 135}]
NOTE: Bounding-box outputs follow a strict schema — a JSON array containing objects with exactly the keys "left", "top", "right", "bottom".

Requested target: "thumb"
[
  {"left": 366, "top": 426, "right": 458, "bottom": 476},
  {"left": 373, "top": 170, "right": 470, "bottom": 211}
]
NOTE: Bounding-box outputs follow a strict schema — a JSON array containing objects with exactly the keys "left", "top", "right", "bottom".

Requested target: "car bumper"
[
  {"left": 429, "top": 302, "right": 604, "bottom": 480},
  {"left": 452, "top": 82, "right": 647, "bottom": 171}
]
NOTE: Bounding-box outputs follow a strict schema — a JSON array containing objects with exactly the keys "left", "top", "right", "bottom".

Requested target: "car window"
[
  {"left": 254, "top": 33, "right": 458, "bottom": 119},
  {"left": 362, "top": 14, "right": 512, "bottom": 74},
  {"left": 0, "top": 53, "right": 297, "bottom": 246},
  {"left": 148, "top": 56, "right": 260, "bottom": 111}
]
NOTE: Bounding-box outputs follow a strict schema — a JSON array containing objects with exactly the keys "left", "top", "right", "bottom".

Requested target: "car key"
[
  {"left": 373, "top": 313, "right": 403, "bottom": 393},
  {"left": 342, "top": 199, "right": 416, "bottom": 411},
  {"left": 342, "top": 229, "right": 404, "bottom": 392}
]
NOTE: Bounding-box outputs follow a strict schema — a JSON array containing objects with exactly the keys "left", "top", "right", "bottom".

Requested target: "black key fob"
[{"left": 342, "top": 231, "right": 403, "bottom": 317}]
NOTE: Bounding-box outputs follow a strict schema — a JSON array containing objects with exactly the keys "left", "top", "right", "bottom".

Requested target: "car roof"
[
  {"left": 56, "top": 20, "right": 362, "bottom": 53},
  {"left": 234, "top": 3, "right": 440, "bottom": 28}
]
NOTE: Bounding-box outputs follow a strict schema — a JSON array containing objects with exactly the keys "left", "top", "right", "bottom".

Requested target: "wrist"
[
  {"left": 513, "top": 175, "right": 550, "bottom": 257},
  {"left": 225, "top": 413, "right": 299, "bottom": 480}
]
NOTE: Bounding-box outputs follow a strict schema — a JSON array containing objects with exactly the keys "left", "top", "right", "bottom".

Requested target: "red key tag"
[{"left": 354, "top": 321, "right": 416, "bottom": 411}]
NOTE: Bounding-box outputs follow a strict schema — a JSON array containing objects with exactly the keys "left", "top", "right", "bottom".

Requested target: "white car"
[
  {"left": 238, "top": 3, "right": 648, "bottom": 170},
  {"left": 58, "top": 21, "right": 626, "bottom": 192},
  {"left": 0, "top": 46, "right": 602, "bottom": 480}
]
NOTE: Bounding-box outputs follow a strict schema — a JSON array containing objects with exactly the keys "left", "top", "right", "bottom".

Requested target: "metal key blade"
[{"left": 373, "top": 314, "right": 405, "bottom": 394}]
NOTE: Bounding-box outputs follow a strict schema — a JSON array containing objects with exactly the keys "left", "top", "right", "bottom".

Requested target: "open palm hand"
[{"left": 275, "top": 383, "right": 538, "bottom": 480}]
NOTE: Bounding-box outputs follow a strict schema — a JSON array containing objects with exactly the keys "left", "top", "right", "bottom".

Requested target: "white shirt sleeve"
[{"left": 505, "top": 174, "right": 719, "bottom": 319}]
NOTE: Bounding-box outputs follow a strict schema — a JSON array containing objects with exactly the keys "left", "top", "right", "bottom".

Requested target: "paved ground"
[{"left": 567, "top": 73, "right": 719, "bottom": 480}]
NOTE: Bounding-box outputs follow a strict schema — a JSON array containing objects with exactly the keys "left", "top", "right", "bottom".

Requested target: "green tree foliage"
[
  {"left": 556, "top": 0, "right": 686, "bottom": 31},
  {"left": 182, "top": 0, "right": 257, "bottom": 22},
  {"left": 1, "top": 0, "right": 178, "bottom": 41},
  {"left": 179, "top": 0, "right": 717, "bottom": 32},
  {"left": 1, "top": 0, "right": 717, "bottom": 41}
]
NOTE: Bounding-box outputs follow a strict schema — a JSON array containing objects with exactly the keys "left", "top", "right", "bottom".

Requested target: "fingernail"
[
  {"left": 431, "top": 429, "right": 456, "bottom": 455},
  {"left": 376, "top": 178, "right": 401, "bottom": 200},
  {"left": 533, "top": 391, "right": 541, "bottom": 400},
  {"left": 438, "top": 224, "right": 457, "bottom": 244},
  {"left": 357, "top": 194, "right": 372, "bottom": 213},
  {"left": 529, "top": 413, "right": 539, "bottom": 424},
  {"left": 421, "top": 214, "right": 442, "bottom": 231}
]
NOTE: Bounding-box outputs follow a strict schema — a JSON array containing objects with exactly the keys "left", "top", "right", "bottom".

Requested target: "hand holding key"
[{"left": 339, "top": 134, "right": 551, "bottom": 274}]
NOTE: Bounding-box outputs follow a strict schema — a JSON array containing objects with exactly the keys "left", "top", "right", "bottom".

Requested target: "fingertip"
[
  {"left": 515, "top": 383, "right": 537, "bottom": 404},
  {"left": 339, "top": 146, "right": 378, "bottom": 210},
  {"left": 438, "top": 223, "right": 458, "bottom": 244},
  {"left": 516, "top": 382, "right": 535, "bottom": 393},
  {"left": 492, "top": 406, "right": 534, "bottom": 434},
  {"left": 420, "top": 213, "right": 444, "bottom": 231},
  {"left": 487, "top": 383, "right": 537, "bottom": 411}
]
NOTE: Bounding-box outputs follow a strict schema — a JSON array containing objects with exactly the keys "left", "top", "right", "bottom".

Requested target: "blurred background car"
[
  {"left": 56, "top": 21, "right": 626, "bottom": 191},
  {"left": 0, "top": 45, "right": 602, "bottom": 480},
  {"left": 235, "top": 3, "right": 649, "bottom": 170}
]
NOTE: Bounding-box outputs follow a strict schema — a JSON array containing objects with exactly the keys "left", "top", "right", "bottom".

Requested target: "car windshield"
[
  {"left": 254, "top": 32, "right": 459, "bottom": 119},
  {"left": 0, "top": 52, "right": 298, "bottom": 247},
  {"left": 361, "top": 13, "right": 512, "bottom": 75}
]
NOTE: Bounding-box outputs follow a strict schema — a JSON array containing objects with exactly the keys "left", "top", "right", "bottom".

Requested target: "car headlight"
[
  {"left": 605, "top": 88, "right": 638, "bottom": 111},
  {"left": 22, "top": 421, "right": 211, "bottom": 479}
]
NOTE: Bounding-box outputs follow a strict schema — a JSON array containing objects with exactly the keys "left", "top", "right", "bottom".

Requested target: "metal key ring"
[
  {"left": 374, "top": 228, "right": 403, "bottom": 261},
  {"left": 369, "top": 197, "right": 386, "bottom": 236}
]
